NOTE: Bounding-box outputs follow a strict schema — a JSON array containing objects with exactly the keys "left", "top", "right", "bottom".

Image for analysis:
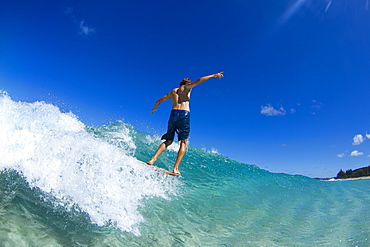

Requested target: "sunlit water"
[{"left": 1, "top": 92, "right": 369, "bottom": 246}]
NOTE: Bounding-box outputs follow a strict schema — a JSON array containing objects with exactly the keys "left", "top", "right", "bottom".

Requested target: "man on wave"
[{"left": 147, "top": 72, "right": 224, "bottom": 175}]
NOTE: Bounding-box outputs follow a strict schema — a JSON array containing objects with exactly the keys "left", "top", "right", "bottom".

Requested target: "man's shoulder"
[{"left": 179, "top": 85, "right": 192, "bottom": 92}]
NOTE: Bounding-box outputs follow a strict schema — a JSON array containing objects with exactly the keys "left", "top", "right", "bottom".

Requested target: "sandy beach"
[{"left": 332, "top": 176, "right": 370, "bottom": 181}]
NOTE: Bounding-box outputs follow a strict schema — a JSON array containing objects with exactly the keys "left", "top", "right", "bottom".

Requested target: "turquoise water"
[{"left": 1, "top": 92, "right": 369, "bottom": 246}]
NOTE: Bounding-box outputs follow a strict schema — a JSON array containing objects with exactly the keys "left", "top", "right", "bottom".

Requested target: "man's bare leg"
[
  {"left": 147, "top": 140, "right": 173, "bottom": 165},
  {"left": 172, "top": 139, "right": 187, "bottom": 175}
]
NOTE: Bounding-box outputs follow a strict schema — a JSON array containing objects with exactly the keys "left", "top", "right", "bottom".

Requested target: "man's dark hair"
[{"left": 180, "top": 78, "right": 192, "bottom": 86}]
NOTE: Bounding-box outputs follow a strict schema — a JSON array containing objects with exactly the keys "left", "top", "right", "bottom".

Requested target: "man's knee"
[
  {"left": 164, "top": 140, "right": 173, "bottom": 146},
  {"left": 180, "top": 139, "right": 187, "bottom": 148}
]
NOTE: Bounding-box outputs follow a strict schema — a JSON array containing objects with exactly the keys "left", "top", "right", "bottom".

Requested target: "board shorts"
[{"left": 161, "top": 110, "right": 190, "bottom": 141}]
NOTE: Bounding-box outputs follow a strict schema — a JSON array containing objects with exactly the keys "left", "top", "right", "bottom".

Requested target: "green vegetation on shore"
[{"left": 335, "top": 166, "right": 370, "bottom": 179}]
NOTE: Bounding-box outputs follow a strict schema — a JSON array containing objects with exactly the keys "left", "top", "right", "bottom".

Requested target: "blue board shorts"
[{"left": 161, "top": 110, "right": 190, "bottom": 141}]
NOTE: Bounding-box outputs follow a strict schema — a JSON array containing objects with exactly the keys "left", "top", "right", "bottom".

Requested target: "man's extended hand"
[
  {"left": 150, "top": 108, "right": 157, "bottom": 114},
  {"left": 214, "top": 72, "right": 224, "bottom": 79}
]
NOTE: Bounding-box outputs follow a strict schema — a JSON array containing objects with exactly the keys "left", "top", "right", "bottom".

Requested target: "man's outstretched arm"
[
  {"left": 150, "top": 94, "right": 171, "bottom": 114},
  {"left": 185, "top": 72, "right": 224, "bottom": 89}
]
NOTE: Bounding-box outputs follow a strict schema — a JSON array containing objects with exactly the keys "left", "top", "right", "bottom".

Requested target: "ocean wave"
[
  {"left": 0, "top": 92, "right": 181, "bottom": 236},
  {"left": 1, "top": 92, "right": 370, "bottom": 246}
]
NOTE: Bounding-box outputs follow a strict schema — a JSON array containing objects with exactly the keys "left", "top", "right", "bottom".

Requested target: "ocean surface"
[{"left": 1, "top": 92, "right": 369, "bottom": 247}]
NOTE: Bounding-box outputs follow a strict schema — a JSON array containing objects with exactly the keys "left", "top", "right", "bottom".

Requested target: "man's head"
[{"left": 180, "top": 78, "right": 192, "bottom": 86}]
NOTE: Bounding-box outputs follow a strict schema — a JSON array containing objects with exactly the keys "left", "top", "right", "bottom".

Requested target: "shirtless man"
[{"left": 147, "top": 72, "right": 224, "bottom": 175}]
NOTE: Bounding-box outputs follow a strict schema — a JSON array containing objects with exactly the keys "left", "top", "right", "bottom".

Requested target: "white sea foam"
[
  {"left": 0, "top": 92, "right": 181, "bottom": 235},
  {"left": 144, "top": 134, "right": 161, "bottom": 144},
  {"left": 167, "top": 141, "right": 180, "bottom": 152}
]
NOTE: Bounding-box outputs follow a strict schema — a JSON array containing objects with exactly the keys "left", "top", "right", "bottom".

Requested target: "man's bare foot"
[
  {"left": 146, "top": 158, "right": 156, "bottom": 166},
  {"left": 172, "top": 169, "right": 181, "bottom": 176}
]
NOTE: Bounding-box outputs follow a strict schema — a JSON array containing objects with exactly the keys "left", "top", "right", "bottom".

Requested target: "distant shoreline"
[{"left": 316, "top": 176, "right": 370, "bottom": 181}]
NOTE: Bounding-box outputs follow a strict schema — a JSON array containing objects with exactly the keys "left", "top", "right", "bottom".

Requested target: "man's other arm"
[{"left": 150, "top": 93, "right": 171, "bottom": 114}]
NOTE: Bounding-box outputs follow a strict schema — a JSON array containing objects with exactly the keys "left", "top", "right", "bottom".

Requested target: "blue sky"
[{"left": 1, "top": 0, "right": 370, "bottom": 178}]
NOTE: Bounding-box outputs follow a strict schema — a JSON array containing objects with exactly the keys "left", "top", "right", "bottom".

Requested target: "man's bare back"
[{"left": 169, "top": 86, "right": 191, "bottom": 111}]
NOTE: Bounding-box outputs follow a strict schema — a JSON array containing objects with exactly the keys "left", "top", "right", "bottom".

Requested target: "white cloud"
[
  {"left": 260, "top": 104, "right": 286, "bottom": 116},
  {"left": 65, "top": 7, "right": 95, "bottom": 37},
  {"left": 352, "top": 134, "right": 365, "bottom": 145},
  {"left": 311, "top": 100, "right": 323, "bottom": 109},
  {"left": 337, "top": 153, "right": 345, "bottom": 158},
  {"left": 350, "top": 150, "right": 364, "bottom": 157},
  {"left": 79, "top": 20, "right": 95, "bottom": 36},
  {"left": 65, "top": 7, "right": 74, "bottom": 15},
  {"left": 366, "top": 132, "right": 370, "bottom": 139}
]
